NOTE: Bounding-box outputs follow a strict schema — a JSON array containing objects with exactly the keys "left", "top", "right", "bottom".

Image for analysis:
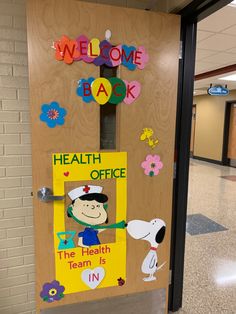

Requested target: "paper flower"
[
  {"left": 141, "top": 154, "right": 163, "bottom": 177},
  {"left": 40, "top": 280, "right": 65, "bottom": 303},
  {"left": 40, "top": 102, "right": 67, "bottom": 128},
  {"left": 53, "top": 35, "right": 80, "bottom": 64}
]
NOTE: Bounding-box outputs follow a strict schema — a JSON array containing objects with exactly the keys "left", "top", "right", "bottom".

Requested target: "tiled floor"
[{"left": 177, "top": 159, "right": 236, "bottom": 314}]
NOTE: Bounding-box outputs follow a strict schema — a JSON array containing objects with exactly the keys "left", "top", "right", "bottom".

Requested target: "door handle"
[{"left": 37, "top": 187, "right": 64, "bottom": 202}]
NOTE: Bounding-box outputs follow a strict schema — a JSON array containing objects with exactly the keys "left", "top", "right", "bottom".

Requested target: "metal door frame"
[{"left": 169, "top": 0, "right": 232, "bottom": 311}]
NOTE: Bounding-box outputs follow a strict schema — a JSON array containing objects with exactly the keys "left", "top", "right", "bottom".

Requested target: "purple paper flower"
[
  {"left": 141, "top": 154, "right": 163, "bottom": 177},
  {"left": 40, "top": 280, "right": 65, "bottom": 303}
]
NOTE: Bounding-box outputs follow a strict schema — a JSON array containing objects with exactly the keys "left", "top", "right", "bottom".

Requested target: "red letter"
[
  {"left": 96, "top": 83, "right": 108, "bottom": 97},
  {"left": 126, "top": 84, "right": 135, "bottom": 99},
  {"left": 100, "top": 45, "right": 109, "bottom": 59},
  {"left": 83, "top": 82, "right": 91, "bottom": 96},
  {"left": 122, "top": 49, "right": 134, "bottom": 62},
  {"left": 134, "top": 50, "right": 142, "bottom": 65},
  {"left": 89, "top": 42, "right": 99, "bottom": 57},
  {"left": 110, "top": 47, "right": 121, "bottom": 61},
  {"left": 79, "top": 41, "right": 87, "bottom": 56},
  {"left": 63, "top": 44, "right": 75, "bottom": 59},
  {"left": 113, "top": 83, "right": 122, "bottom": 96}
]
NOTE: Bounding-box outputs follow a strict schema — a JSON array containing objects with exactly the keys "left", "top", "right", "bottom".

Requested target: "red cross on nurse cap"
[{"left": 68, "top": 185, "right": 103, "bottom": 201}]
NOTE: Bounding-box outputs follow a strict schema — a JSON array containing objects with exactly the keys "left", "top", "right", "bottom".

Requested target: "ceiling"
[
  {"left": 81, "top": 0, "right": 193, "bottom": 12},
  {"left": 82, "top": 0, "right": 236, "bottom": 96},
  {"left": 195, "top": 2, "right": 236, "bottom": 95}
]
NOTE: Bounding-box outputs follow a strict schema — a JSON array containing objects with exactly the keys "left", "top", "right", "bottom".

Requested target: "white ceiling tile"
[
  {"left": 196, "top": 49, "right": 218, "bottom": 61},
  {"left": 197, "top": 33, "right": 236, "bottom": 51},
  {"left": 200, "top": 52, "right": 236, "bottom": 64},
  {"left": 222, "top": 24, "right": 236, "bottom": 36},
  {"left": 198, "top": 6, "right": 236, "bottom": 32},
  {"left": 195, "top": 61, "right": 218, "bottom": 75},
  {"left": 197, "top": 30, "right": 215, "bottom": 42},
  {"left": 226, "top": 46, "right": 236, "bottom": 53}
]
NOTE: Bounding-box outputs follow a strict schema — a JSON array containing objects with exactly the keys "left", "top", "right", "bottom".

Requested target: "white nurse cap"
[{"left": 68, "top": 185, "right": 103, "bottom": 201}]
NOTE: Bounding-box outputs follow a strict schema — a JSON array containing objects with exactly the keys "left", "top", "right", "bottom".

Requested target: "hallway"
[{"left": 178, "top": 160, "right": 236, "bottom": 313}]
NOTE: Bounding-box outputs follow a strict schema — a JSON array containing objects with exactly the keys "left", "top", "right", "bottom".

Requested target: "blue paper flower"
[
  {"left": 77, "top": 77, "right": 95, "bottom": 103},
  {"left": 40, "top": 102, "right": 67, "bottom": 128}
]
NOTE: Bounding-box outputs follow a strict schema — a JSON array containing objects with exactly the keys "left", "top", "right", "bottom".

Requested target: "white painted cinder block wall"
[{"left": 0, "top": 0, "right": 36, "bottom": 313}]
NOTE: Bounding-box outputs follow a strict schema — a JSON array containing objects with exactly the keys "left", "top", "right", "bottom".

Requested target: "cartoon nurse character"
[{"left": 67, "top": 185, "right": 126, "bottom": 247}]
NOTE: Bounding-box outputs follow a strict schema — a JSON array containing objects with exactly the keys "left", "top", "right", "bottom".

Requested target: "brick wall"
[{"left": 0, "top": 0, "right": 35, "bottom": 313}]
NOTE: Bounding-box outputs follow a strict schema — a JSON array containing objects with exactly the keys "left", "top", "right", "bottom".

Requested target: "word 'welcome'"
[{"left": 53, "top": 35, "right": 149, "bottom": 70}]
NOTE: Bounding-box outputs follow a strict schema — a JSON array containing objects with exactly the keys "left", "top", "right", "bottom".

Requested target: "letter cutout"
[
  {"left": 75, "top": 35, "right": 94, "bottom": 63},
  {"left": 77, "top": 77, "right": 95, "bottom": 103},
  {"left": 109, "top": 77, "right": 126, "bottom": 104},
  {"left": 81, "top": 267, "right": 105, "bottom": 289},
  {"left": 93, "top": 40, "right": 113, "bottom": 67},
  {"left": 121, "top": 45, "right": 137, "bottom": 71},
  {"left": 123, "top": 80, "right": 141, "bottom": 104},
  {"left": 54, "top": 35, "right": 80, "bottom": 64},
  {"left": 91, "top": 78, "right": 112, "bottom": 105}
]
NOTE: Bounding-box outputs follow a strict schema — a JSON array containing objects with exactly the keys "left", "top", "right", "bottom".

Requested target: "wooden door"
[
  {"left": 228, "top": 104, "right": 236, "bottom": 159},
  {"left": 26, "top": 1, "right": 180, "bottom": 313}
]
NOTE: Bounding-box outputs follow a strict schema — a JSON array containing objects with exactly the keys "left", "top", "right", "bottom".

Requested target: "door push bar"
[{"left": 37, "top": 187, "right": 64, "bottom": 203}]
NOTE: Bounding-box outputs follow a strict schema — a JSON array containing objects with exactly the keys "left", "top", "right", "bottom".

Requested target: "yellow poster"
[{"left": 52, "top": 152, "right": 127, "bottom": 294}]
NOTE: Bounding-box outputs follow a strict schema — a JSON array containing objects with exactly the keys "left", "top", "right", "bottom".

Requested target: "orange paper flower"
[{"left": 54, "top": 35, "right": 80, "bottom": 64}]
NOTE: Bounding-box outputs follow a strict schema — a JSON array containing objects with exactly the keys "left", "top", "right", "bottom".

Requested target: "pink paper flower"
[{"left": 141, "top": 154, "right": 163, "bottom": 177}]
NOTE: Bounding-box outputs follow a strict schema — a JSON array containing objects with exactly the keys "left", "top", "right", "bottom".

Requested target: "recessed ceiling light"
[
  {"left": 219, "top": 74, "right": 236, "bottom": 81},
  {"left": 228, "top": 0, "right": 236, "bottom": 6}
]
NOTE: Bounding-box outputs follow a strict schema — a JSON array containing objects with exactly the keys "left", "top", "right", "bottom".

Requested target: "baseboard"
[{"left": 192, "top": 155, "right": 223, "bottom": 165}]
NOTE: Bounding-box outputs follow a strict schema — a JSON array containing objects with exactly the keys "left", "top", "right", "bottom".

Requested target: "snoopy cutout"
[{"left": 127, "top": 219, "right": 166, "bottom": 282}]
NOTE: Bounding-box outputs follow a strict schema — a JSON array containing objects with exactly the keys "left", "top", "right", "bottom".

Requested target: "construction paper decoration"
[
  {"left": 53, "top": 34, "right": 149, "bottom": 70},
  {"left": 77, "top": 77, "right": 95, "bottom": 103},
  {"left": 141, "top": 154, "right": 163, "bottom": 177},
  {"left": 121, "top": 45, "right": 137, "bottom": 71},
  {"left": 140, "top": 128, "right": 159, "bottom": 148},
  {"left": 136, "top": 46, "right": 149, "bottom": 70},
  {"left": 78, "top": 77, "right": 141, "bottom": 105},
  {"left": 87, "top": 38, "right": 100, "bottom": 59},
  {"left": 40, "top": 280, "right": 65, "bottom": 303},
  {"left": 93, "top": 40, "right": 113, "bottom": 67},
  {"left": 111, "top": 44, "right": 122, "bottom": 67},
  {"left": 40, "top": 102, "right": 67, "bottom": 128},
  {"left": 117, "top": 277, "right": 125, "bottom": 286},
  {"left": 57, "top": 231, "right": 76, "bottom": 250},
  {"left": 81, "top": 267, "right": 105, "bottom": 289},
  {"left": 108, "top": 77, "right": 126, "bottom": 104},
  {"left": 91, "top": 78, "right": 112, "bottom": 105},
  {"left": 75, "top": 35, "right": 94, "bottom": 63},
  {"left": 123, "top": 80, "right": 141, "bottom": 104},
  {"left": 53, "top": 35, "right": 80, "bottom": 64},
  {"left": 127, "top": 219, "right": 166, "bottom": 282}
]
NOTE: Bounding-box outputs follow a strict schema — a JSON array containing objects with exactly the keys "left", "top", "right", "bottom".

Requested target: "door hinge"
[
  {"left": 179, "top": 41, "right": 183, "bottom": 59},
  {"left": 169, "top": 269, "right": 172, "bottom": 285}
]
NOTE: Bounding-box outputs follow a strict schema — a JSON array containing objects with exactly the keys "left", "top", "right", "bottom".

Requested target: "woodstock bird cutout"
[
  {"left": 127, "top": 219, "right": 166, "bottom": 281},
  {"left": 140, "top": 128, "right": 159, "bottom": 149}
]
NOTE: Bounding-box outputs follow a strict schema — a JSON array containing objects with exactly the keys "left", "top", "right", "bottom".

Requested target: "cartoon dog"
[{"left": 127, "top": 219, "right": 166, "bottom": 281}]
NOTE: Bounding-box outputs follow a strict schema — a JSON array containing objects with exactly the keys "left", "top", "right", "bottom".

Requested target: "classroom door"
[{"left": 26, "top": 0, "right": 180, "bottom": 313}]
